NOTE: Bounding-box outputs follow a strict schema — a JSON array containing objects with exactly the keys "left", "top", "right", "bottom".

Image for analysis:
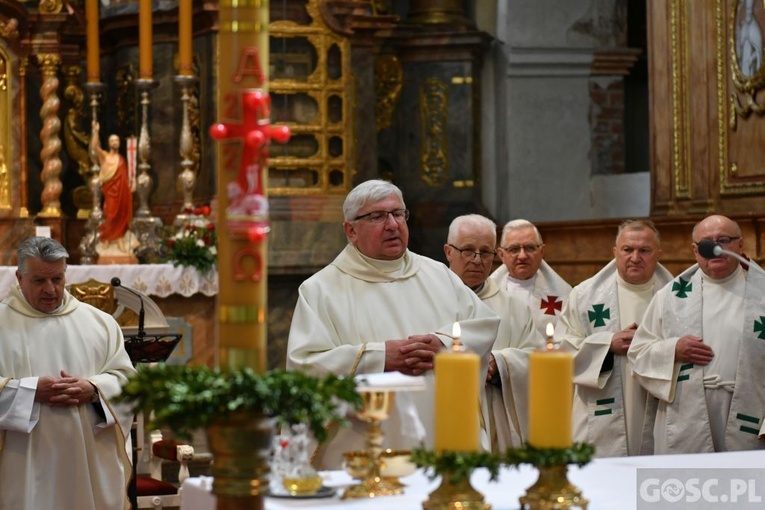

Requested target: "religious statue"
[
  {"left": 91, "top": 121, "right": 138, "bottom": 263},
  {"left": 736, "top": 0, "right": 763, "bottom": 78}
]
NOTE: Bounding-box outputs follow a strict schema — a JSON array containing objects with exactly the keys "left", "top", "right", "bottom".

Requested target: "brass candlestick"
[
  {"left": 78, "top": 81, "right": 106, "bottom": 265},
  {"left": 422, "top": 471, "right": 490, "bottom": 510},
  {"left": 342, "top": 390, "right": 402, "bottom": 499},
  {"left": 173, "top": 74, "right": 198, "bottom": 228},
  {"left": 519, "top": 464, "right": 589, "bottom": 510},
  {"left": 132, "top": 78, "right": 164, "bottom": 263}
]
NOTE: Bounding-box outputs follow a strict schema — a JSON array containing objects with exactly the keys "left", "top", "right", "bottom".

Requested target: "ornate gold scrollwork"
[
  {"left": 374, "top": 55, "right": 402, "bottom": 132},
  {"left": 729, "top": 0, "right": 765, "bottom": 130},
  {"left": 0, "top": 18, "right": 18, "bottom": 41},
  {"left": 419, "top": 77, "right": 449, "bottom": 187}
]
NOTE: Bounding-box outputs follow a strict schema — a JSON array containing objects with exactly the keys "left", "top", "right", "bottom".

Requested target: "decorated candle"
[
  {"left": 178, "top": 0, "right": 193, "bottom": 75},
  {"left": 139, "top": 0, "right": 153, "bottom": 78},
  {"left": 85, "top": 0, "right": 100, "bottom": 82},
  {"left": 528, "top": 323, "right": 573, "bottom": 448},
  {"left": 434, "top": 322, "right": 480, "bottom": 452}
]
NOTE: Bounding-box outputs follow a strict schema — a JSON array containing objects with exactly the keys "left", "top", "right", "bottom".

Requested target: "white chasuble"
[
  {"left": 557, "top": 260, "right": 673, "bottom": 457},
  {"left": 477, "top": 279, "right": 545, "bottom": 451},
  {"left": 629, "top": 263, "right": 765, "bottom": 453},
  {"left": 0, "top": 285, "right": 136, "bottom": 510},
  {"left": 490, "top": 260, "right": 572, "bottom": 338},
  {"left": 287, "top": 245, "right": 499, "bottom": 468}
]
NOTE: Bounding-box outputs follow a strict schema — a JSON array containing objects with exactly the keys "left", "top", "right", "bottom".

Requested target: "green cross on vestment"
[
  {"left": 754, "top": 316, "right": 765, "bottom": 340},
  {"left": 588, "top": 304, "right": 610, "bottom": 327},
  {"left": 672, "top": 277, "right": 692, "bottom": 298}
]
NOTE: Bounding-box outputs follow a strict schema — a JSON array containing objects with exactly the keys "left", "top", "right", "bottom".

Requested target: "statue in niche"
[
  {"left": 91, "top": 121, "right": 138, "bottom": 263},
  {"left": 736, "top": 0, "right": 763, "bottom": 78}
]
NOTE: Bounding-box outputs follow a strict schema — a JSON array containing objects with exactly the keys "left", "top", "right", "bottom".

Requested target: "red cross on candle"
[
  {"left": 209, "top": 89, "right": 290, "bottom": 242},
  {"left": 540, "top": 295, "right": 563, "bottom": 315}
]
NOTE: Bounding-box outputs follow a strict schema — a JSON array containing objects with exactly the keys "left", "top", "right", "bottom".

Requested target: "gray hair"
[
  {"left": 500, "top": 219, "right": 543, "bottom": 245},
  {"left": 615, "top": 219, "right": 661, "bottom": 245},
  {"left": 448, "top": 214, "right": 497, "bottom": 245},
  {"left": 17, "top": 236, "right": 69, "bottom": 273},
  {"left": 691, "top": 215, "right": 742, "bottom": 242},
  {"left": 343, "top": 180, "right": 405, "bottom": 221}
]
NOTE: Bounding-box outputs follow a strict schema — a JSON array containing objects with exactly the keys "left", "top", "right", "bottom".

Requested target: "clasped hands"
[
  {"left": 35, "top": 370, "right": 97, "bottom": 407},
  {"left": 385, "top": 334, "right": 444, "bottom": 376}
]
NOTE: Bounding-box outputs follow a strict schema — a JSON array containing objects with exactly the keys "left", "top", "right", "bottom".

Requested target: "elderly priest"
[
  {"left": 0, "top": 236, "right": 136, "bottom": 509},
  {"left": 287, "top": 180, "right": 499, "bottom": 468}
]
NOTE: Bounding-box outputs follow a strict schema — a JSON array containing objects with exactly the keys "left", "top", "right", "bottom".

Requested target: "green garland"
[
  {"left": 504, "top": 443, "right": 595, "bottom": 468},
  {"left": 410, "top": 448, "right": 504, "bottom": 484},
  {"left": 410, "top": 443, "right": 595, "bottom": 484}
]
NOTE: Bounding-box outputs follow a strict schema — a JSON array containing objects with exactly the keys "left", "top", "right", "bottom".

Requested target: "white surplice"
[
  {"left": 477, "top": 279, "right": 544, "bottom": 451},
  {"left": 557, "top": 260, "right": 673, "bottom": 457},
  {"left": 287, "top": 245, "right": 499, "bottom": 468},
  {"left": 490, "top": 260, "right": 572, "bottom": 338},
  {"left": 0, "top": 285, "right": 136, "bottom": 510},
  {"left": 629, "top": 263, "right": 765, "bottom": 454}
]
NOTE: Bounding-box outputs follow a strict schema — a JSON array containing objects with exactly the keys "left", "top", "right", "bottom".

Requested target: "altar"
[
  {"left": 181, "top": 450, "right": 765, "bottom": 510},
  {"left": 0, "top": 264, "right": 219, "bottom": 367}
]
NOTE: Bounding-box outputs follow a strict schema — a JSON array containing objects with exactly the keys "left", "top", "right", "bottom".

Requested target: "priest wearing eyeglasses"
[
  {"left": 444, "top": 214, "right": 544, "bottom": 452},
  {"left": 287, "top": 180, "right": 499, "bottom": 468},
  {"left": 490, "top": 219, "right": 572, "bottom": 338},
  {"left": 629, "top": 214, "right": 765, "bottom": 453}
]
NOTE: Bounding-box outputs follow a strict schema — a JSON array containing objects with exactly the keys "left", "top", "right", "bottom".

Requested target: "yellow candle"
[
  {"left": 85, "top": 0, "right": 100, "bottom": 83},
  {"left": 178, "top": 0, "right": 193, "bottom": 76},
  {"left": 528, "top": 344, "right": 573, "bottom": 448},
  {"left": 434, "top": 323, "right": 480, "bottom": 452},
  {"left": 139, "top": 0, "right": 153, "bottom": 78}
]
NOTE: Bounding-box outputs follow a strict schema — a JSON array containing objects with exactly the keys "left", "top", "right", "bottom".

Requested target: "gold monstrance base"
[{"left": 519, "top": 464, "right": 589, "bottom": 510}]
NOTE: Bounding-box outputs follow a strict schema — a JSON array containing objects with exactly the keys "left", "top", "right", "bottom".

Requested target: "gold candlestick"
[
  {"left": 342, "top": 390, "right": 402, "bottom": 499},
  {"left": 422, "top": 471, "right": 490, "bottom": 510},
  {"left": 174, "top": 74, "right": 198, "bottom": 227},
  {"left": 519, "top": 464, "right": 589, "bottom": 510}
]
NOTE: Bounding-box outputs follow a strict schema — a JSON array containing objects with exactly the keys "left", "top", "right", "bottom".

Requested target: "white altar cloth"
[
  {"left": 0, "top": 263, "right": 217, "bottom": 298},
  {"left": 182, "top": 450, "right": 765, "bottom": 510}
]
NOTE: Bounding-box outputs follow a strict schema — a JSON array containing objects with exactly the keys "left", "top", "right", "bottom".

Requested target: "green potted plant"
[{"left": 118, "top": 364, "right": 362, "bottom": 509}]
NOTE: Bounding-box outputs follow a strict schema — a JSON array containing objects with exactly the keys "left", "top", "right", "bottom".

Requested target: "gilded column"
[
  {"left": 36, "top": 53, "right": 62, "bottom": 217},
  {"left": 214, "top": 1, "right": 271, "bottom": 373},
  {"left": 19, "top": 57, "right": 28, "bottom": 217}
]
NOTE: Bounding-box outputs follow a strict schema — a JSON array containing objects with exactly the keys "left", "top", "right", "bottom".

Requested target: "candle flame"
[
  {"left": 452, "top": 322, "right": 461, "bottom": 339},
  {"left": 546, "top": 322, "right": 555, "bottom": 349}
]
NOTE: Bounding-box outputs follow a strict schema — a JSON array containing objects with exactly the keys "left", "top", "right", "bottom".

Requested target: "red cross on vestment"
[{"left": 540, "top": 295, "right": 563, "bottom": 315}]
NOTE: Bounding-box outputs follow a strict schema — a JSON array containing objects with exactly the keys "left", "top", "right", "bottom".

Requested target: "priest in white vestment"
[
  {"left": 444, "top": 214, "right": 544, "bottom": 452},
  {"left": 287, "top": 181, "right": 499, "bottom": 468},
  {"left": 557, "top": 220, "right": 673, "bottom": 457},
  {"left": 629, "top": 215, "right": 765, "bottom": 453},
  {"left": 0, "top": 236, "right": 136, "bottom": 510},
  {"left": 490, "top": 219, "right": 572, "bottom": 338}
]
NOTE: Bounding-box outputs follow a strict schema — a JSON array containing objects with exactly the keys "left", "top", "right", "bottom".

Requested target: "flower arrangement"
[{"left": 163, "top": 206, "right": 217, "bottom": 273}]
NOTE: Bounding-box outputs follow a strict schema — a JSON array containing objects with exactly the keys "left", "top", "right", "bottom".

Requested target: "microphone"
[
  {"left": 696, "top": 240, "right": 765, "bottom": 276},
  {"left": 111, "top": 277, "right": 145, "bottom": 339}
]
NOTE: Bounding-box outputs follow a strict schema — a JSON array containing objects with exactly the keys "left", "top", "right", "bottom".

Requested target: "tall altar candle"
[
  {"left": 434, "top": 322, "right": 480, "bottom": 452},
  {"left": 139, "top": 0, "right": 153, "bottom": 78},
  {"left": 178, "top": 0, "right": 193, "bottom": 76},
  {"left": 85, "top": 0, "right": 100, "bottom": 83},
  {"left": 528, "top": 323, "right": 573, "bottom": 448}
]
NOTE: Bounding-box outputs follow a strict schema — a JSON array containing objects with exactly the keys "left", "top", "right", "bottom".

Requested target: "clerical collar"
[
  {"left": 616, "top": 273, "right": 655, "bottom": 292},
  {"left": 506, "top": 272, "right": 536, "bottom": 289},
  {"left": 356, "top": 247, "right": 406, "bottom": 275},
  {"left": 700, "top": 264, "right": 743, "bottom": 284}
]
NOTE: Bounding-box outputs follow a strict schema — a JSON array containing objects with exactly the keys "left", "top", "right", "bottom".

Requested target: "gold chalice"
[{"left": 342, "top": 390, "right": 402, "bottom": 498}]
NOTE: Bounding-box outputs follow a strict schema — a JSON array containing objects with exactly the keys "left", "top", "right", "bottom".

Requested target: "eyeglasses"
[
  {"left": 354, "top": 209, "right": 410, "bottom": 224},
  {"left": 448, "top": 244, "right": 496, "bottom": 262},
  {"left": 501, "top": 243, "right": 541, "bottom": 256},
  {"left": 696, "top": 236, "right": 741, "bottom": 246}
]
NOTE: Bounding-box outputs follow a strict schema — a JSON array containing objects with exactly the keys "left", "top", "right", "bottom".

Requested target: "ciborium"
[{"left": 342, "top": 390, "right": 402, "bottom": 498}]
